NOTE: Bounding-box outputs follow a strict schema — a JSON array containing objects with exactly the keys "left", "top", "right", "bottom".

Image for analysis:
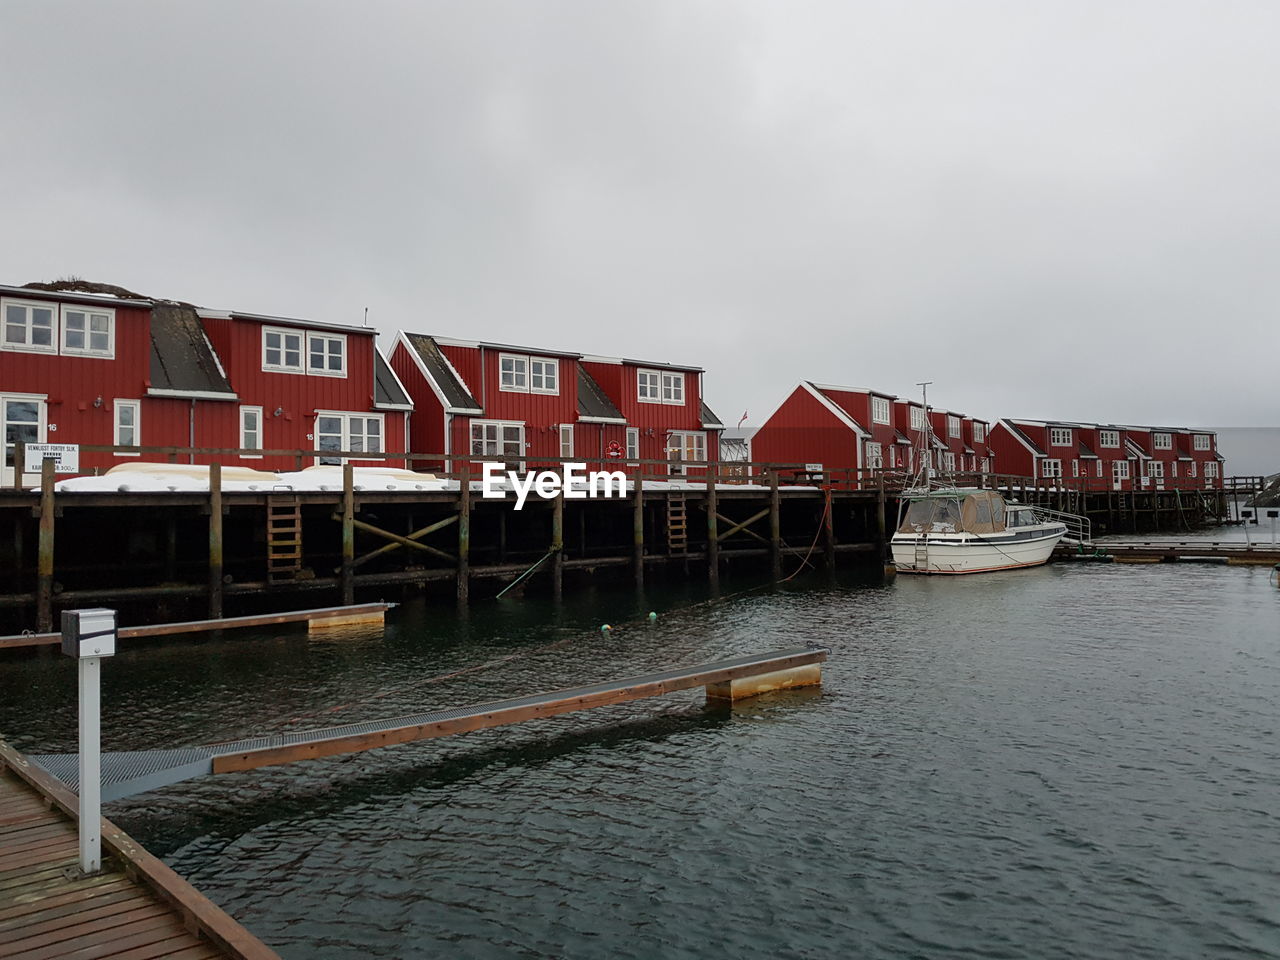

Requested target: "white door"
[
  {"left": 1111, "top": 459, "right": 1129, "bottom": 491},
  {"left": 2, "top": 395, "right": 47, "bottom": 487}
]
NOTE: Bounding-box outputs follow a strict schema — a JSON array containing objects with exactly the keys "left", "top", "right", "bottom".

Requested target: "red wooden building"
[
  {"left": 0, "top": 280, "right": 410, "bottom": 483},
  {"left": 389, "top": 333, "right": 722, "bottom": 475},
  {"left": 752, "top": 382, "right": 990, "bottom": 484},
  {"left": 988, "top": 419, "right": 1224, "bottom": 490}
]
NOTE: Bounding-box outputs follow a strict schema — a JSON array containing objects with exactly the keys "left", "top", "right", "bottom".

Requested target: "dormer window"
[
  {"left": 1152, "top": 432, "right": 1172, "bottom": 450},
  {"left": 1193, "top": 434, "right": 1211, "bottom": 451},
  {"left": 500, "top": 353, "right": 558, "bottom": 394},
  {"left": 61, "top": 306, "right": 114, "bottom": 358},
  {"left": 909, "top": 406, "right": 924, "bottom": 430},
  {"left": 639, "top": 369, "right": 685, "bottom": 405},
  {"left": 947, "top": 415, "right": 961, "bottom": 438},
  {"left": 1098, "top": 430, "right": 1120, "bottom": 448},
  {"left": 1050, "top": 427, "right": 1072, "bottom": 446},
  {"left": 871, "top": 396, "right": 890, "bottom": 425},
  {"left": 308, "top": 333, "right": 346, "bottom": 376},
  {"left": 972, "top": 422, "right": 986, "bottom": 443},
  {"left": 263, "top": 328, "right": 304, "bottom": 372}
]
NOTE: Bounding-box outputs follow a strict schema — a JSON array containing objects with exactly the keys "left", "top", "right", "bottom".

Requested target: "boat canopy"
[{"left": 897, "top": 489, "right": 1007, "bottom": 534}]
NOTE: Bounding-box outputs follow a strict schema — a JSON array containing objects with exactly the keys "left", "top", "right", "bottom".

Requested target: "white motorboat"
[{"left": 890, "top": 487, "right": 1067, "bottom": 574}]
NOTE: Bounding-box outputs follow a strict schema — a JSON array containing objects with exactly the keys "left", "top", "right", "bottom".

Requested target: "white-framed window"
[
  {"left": 471, "top": 419, "right": 525, "bottom": 467},
  {"left": 1188, "top": 460, "right": 1197, "bottom": 478},
  {"left": 531, "top": 358, "right": 558, "bottom": 394},
  {"left": 1042, "top": 458, "right": 1062, "bottom": 478},
  {"left": 307, "top": 332, "right": 346, "bottom": 377},
  {"left": 871, "top": 396, "right": 890, "bottom": 425},
  {"left": 981, "top": 457, "right": 991, "bottom": 473},
  {"left": 947, "top": 415, "right": 961, "bottom": 438},
  {"left": 661, "top": 371, "right": 684, "bottom": 405},
  {"left": 1149, "top": 461, "right": 1164, "bottom": 479},
  {"left": 1113, "top": 460, "right": 1130, "bottom": 481},
  {"left": 1095, "top": 459, "right": 1103, "bottom": 477},
  {"left": 667, "top": 429, "right": 706, "bottom": 463},
  {"left": 1193, "top": 434, "right": 1211, "bottom": 451},
  {"left": 499, "top": 354, "right": 559, "bottom": 394},
  {"left": 240, "top": 405, "right": 263, "bottom": 458},
  {"left": 263, "top": 327, "right": 304, "bottom": 373},
  {"left": 316, "top": 412, "right": 383, "bottom": 464},
  {"left": 1, "top": 299, "right": 58, "bottom": 354},
  {"left": 61, "top": 305, "right": 114, "bottom": 358},
  {"left": 972, "top": 422, "right": 986, "bottom": 443},
  {"left": 1204, "top": 461, "right": 1219, "bottom": 478},
  {"left": 865, "top": 441, "right": 883, "bottom": 468},
  {"left": 1170, "top": 461, "right": 1178, "bottom": 478},
  {"left": 626, "top": 427, "right": 639, "bottom": 462},
  {"left": 639, "top": 369, "right": 685, "bottom": 405},
  {"left": 942, "top": 451, "right": 956, "bottom": 472},
  {"left": 1152, "top": 433, "right": 1171, "bottom": 450},
  {"left": 1098, "top": 430, "right": 1120, "bottom": 448},
  {"left": 559, "top": 423, "right": 574, "bottom": 460},
  {"left": 1071, "top": 459, "right": 1080, "bottom": 477},
  {"left": 909, "top": 406, "right": 924, "bottom": 430},
  {"left": 1050, "top": 428, "right": 1072, "bottom": 446},
  {"left": 114, "top": 399, "right": 140, "bottom": 454},
  {"left": 499, "top": 353, "right": 528, "bottom": 391}
]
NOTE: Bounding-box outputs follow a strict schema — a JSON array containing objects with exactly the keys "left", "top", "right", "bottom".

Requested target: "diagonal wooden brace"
[{"left": 351, "top": 514, "right": 459, "bottom": 569}]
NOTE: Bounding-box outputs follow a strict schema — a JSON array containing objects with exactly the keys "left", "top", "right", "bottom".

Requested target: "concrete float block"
[
  {"left": 308, "top": 610, "right": 386, "bottom": 631},
  {"left": 705, "top": 664, "right": 822, "bottom": 703}
]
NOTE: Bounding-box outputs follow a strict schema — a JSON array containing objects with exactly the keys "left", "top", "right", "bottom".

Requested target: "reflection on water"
[{"left": 1, "top": 559, "right": 1278, "bottom": 960}]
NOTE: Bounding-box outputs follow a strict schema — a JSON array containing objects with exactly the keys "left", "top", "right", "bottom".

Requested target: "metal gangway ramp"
[{"left": 31, "top": 647, "right": 828, "bottom": 801}]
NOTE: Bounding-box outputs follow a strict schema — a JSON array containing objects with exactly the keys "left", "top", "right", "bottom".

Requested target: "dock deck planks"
[{"left": 0, "top": 745, "right": 278, "bottom": 960}]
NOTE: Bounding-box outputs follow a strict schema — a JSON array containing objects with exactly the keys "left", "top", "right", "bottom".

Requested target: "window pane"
[{"left": 118, "top": 405, "right": 134, "bottom": 426}]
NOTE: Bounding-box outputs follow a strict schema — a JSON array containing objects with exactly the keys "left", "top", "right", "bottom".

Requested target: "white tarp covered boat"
[{"left": 891, "top": 488, "right": 1066, "bottom": 574}]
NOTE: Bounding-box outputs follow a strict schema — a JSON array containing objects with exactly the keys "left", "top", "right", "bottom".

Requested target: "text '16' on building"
[{"left": 389, "top": 333, "right": 723, "bottom": 476}]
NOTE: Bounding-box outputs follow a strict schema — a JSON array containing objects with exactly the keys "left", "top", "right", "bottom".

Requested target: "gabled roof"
[
  {"left": 804, "top": 383, "right": 868, "bottom": 436},
  {"left": 214, "top": 310, "right": 374, "bottom": 336},
  {"left": 373, "top": 350, "right": 413, "bottom": 410},
  {"left": 147, "top": 303, "right": 237, "bottom": 401},
  {"left": 13, "top": 280, "right": 151, "bottom": 308},
  {"left": 699, "top": 400, "right": 724, "bottom": 430},
  {"left": 398, "top": 332, "right": 483, "bottom": 414},
  {"left": 809, "top": 382, "right": 896, "bottom": 399},
  {"left": 435, "top": 335, "right": 582, "bottom": 360},
  {"left": 1126, "top": 437, "right": 1151, "bottom": 458},
  {"left": 1078, "top": 439, "right": 1098, "bottom": 459},
  {"left": 894, "top": 429, "right": 914, "bottom": 444},
  {"left": 1000, "top": 419, "right": 1046, "bottom": 456},
  {"left": 581, "top": 354, "right": 703, "bottom": 373},
  {"left": 577, "top": 365, "right": 625, "bottom": 423}
]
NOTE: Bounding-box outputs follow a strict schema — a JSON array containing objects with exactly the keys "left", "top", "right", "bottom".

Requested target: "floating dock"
[
  {"left": 0, "top": 740, "right": 278, "bottom": 960},
  {"left": 1055, "top": 540, "right": 1280, "bottom": 565}
]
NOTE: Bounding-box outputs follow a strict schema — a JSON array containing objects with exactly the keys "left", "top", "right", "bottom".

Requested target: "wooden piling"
[
  {"left": 633, "top": 468, "right": 645, "bottom": 589},
  {"left": 340, "top": 461, "right": 354, "bottom": 605},
  {"left": 769, "top": 470, "right": 782, "bottom": 580},
  {"left": 208, "top": 462, "right": 223, "bottom": 620},
  {"left": 552, "top": 470, "right": 565, "bottom": 602},
  {"left": 36, "top": 457, "right": 55, "bottom": 632},
  {"left": 706, "top": 473, "right": 719, "bottom": 590},
  {"left": 823, "top": 486, "right": 836, "bottom": 568},
  {"left": 457, "top": 465, "right": 470, "bottom": 606},
  {"left": 876, "top": 474, "right": 887, "bottom": 554}
]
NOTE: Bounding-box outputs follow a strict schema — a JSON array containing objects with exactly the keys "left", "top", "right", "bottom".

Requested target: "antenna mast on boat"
[{"left": 913, "top": 380, "right": 933, "bottom": 491}]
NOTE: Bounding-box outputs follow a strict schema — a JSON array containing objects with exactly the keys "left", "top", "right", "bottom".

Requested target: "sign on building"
[{"left": 22, "top": 443, "right": 80, "bottom": 474}]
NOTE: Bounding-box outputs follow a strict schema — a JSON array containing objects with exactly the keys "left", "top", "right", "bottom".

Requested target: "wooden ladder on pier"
[
  {"left": 267, "top": 494, "right": 303, "bottom": 582},
  {"left": 666, "top": 493, "right": 689, "bottom": 554}
]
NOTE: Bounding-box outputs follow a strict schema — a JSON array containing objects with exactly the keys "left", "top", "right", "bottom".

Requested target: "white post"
[
  {"left": 78, "top": 656, "right": 102, "bottom": 874},
  {"left": 61, "top": 607, "right": 116, "bottom": 877}
]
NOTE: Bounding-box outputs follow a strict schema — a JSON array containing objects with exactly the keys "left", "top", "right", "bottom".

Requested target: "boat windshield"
[{"left": 897, "top": 490, "right": 1008, "bottom": 534}]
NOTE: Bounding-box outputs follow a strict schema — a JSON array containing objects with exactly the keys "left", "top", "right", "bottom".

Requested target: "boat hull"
[{"left": 890, "top": 530, "right": 1064, "bottom": 574}]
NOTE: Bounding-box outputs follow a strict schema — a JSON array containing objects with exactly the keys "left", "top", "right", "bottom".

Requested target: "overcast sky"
[{"left": 2, "top": 1, "right": 1277, "bottom": 428}]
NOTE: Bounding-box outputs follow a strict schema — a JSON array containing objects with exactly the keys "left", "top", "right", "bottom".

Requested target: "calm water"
[{"left": 2, "top": 554, "right": 1279, "bottom": 959}]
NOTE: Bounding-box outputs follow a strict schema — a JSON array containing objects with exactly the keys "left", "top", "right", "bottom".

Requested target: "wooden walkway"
[
  {"left": 0, "top": 742, "right": 278, "bottom": 960},
  {"left": 1055, "top": 540, "right": 1280, "bottom": 564}
]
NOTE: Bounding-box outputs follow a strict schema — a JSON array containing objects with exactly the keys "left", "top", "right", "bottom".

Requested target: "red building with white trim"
[
  {"left": 0, "top": 280, "right": 410, "bottom": 483},
  {"left": 988, "top": 419, "right": 1224, "bottom": 490},
  {"left": 389, "top": 333, "right": 722, "bottom": 476}
]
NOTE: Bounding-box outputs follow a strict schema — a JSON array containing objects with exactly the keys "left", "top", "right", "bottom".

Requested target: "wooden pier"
[
  {"left": 30, "top": 647, "right": 829, "bottom": 799},
  {"left": 0, "top": 741, "right": 278, "bottom": 960},
  {"left": 1055, "top": 540, "right": 1280, "bottom": 565},
  {"left": 0, "top": 441, "right": 1258, "bottom": 636}
]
